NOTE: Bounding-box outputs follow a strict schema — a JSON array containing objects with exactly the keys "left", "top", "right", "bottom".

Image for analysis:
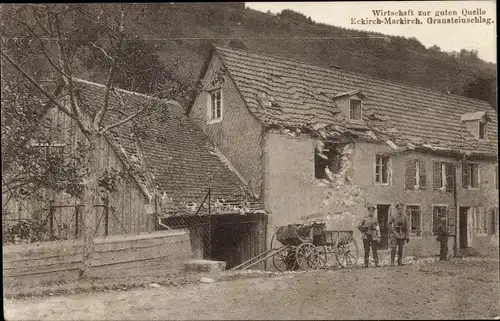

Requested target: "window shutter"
[
  {"left": 445, "top": 163, "right": 454, "bottom": 192},
  {"left": 405, "top": 158, "right": 416, "bottom": 190},
  {"left": 433, "top": 161, "right": 442, "bottom": 190},
  {"left": 472, "top": 164, "right": 479, "bottom": 187},
  {"left": 447, "top": 207, "right": 456, "bottom": 236},
  {"left": 496, "top": 166, "right": 498, "bottom": 190},
  {"left": 462, "top": 161, "right": 469, "bottom": 188},
  {"left": 419, "top": 159, "right": 427, "bottom": 189},
  {"left": 496, "top": 208, "right": 499, "bottom": 234}
]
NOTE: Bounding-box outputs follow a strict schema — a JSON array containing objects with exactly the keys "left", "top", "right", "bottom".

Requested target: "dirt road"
[{"left": 4, "top": 259, "right": 499, "bottom": 320}]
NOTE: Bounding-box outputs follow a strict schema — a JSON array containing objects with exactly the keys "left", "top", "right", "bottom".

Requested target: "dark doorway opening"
[
  {"left": 377, "top": 204, "right": 391, "bottom": 250},
  {"left": 210, "top": 213, "right": 266, "bottom": 269},
  {"left": 459, "top": 206, "right": 470, "bottom": 249}
]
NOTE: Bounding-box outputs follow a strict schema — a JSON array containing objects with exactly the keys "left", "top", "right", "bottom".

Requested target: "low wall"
[{"left": 3, "top": 230, "right": 193, "bottom": 287}]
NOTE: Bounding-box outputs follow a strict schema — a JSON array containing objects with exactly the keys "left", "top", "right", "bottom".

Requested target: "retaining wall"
[{"left": 3, "top": 230, "right": 192, "bottom": 287}]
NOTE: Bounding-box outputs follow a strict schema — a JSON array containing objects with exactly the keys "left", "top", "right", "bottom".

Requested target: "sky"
[{"left": 245, "top": 1, "right": 496, "bottom": 63}]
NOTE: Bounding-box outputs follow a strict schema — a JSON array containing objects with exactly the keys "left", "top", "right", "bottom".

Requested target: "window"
[
  {"left": 478, "top": 122, "right": 486, "bottom": 139},
  {"left": 208, "top": 89, "right": 222, "bottom": 122},
  {"left": 349, "top": 98, "right": 362, "bottom": 121},
  {"left": 462, "top": 162, "right": 479, "bottom": 188},
  {"left": 315, "top": 143, "right": 341, "bottom": 180},
  {"left": 433, "top": 161, "right": 454, "bottom": 192},
  {"left": 375, "top": 155, "right": 390, "bottom": 184},
  {"left": 490, "top": 207, "right": 499, "bottom": 235},
  {"left": 476, "top": 207, "right": 488, "bottom": 235},
  {"left": 406, "top": 205, "right": 422, "bottom": 234},
  {"left": 432, "top": 206, "right": 448, "bottom": 235},
  {"left": 405, "top": 158, "right": 427, "bottom": 190}
]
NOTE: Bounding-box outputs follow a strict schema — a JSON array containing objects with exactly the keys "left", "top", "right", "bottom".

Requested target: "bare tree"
[{"left": 1, "top": 4, "right": 164, "bottom": 277}]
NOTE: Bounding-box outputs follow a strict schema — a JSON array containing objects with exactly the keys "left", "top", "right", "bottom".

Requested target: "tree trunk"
[{"left": 80, "top": 135, "right": 100, "bottom": 278}]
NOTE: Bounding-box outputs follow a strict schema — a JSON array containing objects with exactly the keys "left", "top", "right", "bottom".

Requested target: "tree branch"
[
  {"left": 98, "top": 90, "right": 150, "bottom": 134},
  {"left": 1, "top": 49, "right": 74, "bottom": 120},
  {"left": 31, "top": 6, "right": 51, "bottom": 36},
  {"left": 93, "top": 6, "right": 126, "bottom": 131},
  {"left": 1, "top": 12, "right": 69, "bottom": 78},
  {"left": 53, "top": 12, "right": 90, "bottom": 136}
]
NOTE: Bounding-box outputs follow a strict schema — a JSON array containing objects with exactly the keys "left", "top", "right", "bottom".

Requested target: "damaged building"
[
  {"left": 3, "top": 79, "right": 266, "bottom": 269},
  {"left": 188, "top": 45, "right": 498, "bottom": 258}
]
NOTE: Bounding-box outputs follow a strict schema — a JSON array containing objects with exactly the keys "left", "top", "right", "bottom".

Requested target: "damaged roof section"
[
  {"left": 73, "top": 79, "right": 264, "bottom": 217},
  {"left": 213, "top": 45, "right": 497, "bottom": 157}
]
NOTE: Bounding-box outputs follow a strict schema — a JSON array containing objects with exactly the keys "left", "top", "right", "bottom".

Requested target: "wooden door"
[
  {"left": 459, "top": 207, "right": 469, "bottom": 248},
  {"left": 377, "top": 205, "right": 390, "bottom": 250}
]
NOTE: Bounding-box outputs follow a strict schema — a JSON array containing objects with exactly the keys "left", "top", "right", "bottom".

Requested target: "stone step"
[{"left": 185, "top": 259, "right": 226, "bottom": 273}]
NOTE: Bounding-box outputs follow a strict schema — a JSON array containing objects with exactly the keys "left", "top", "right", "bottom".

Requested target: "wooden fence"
[{"left": 3, "top": 230, "right": 193, "bottom": 287}]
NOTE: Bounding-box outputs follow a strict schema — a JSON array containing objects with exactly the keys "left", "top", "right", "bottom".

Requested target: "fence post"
[
  {"left": 75, "top": 205, "right": 80, "bottom": 238},
  {"left": 49, "top": 206, "right": 54, "bottom": 241},
  {"left": 104, "top": 196, "right": 109, "bottom": 237}
]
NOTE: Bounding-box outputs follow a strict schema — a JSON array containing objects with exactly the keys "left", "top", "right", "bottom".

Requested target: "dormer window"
[
  {"left": 460, "top": 111, "right": 489, "bottom": 140},
  {"left": 349, "top": 98, "right": 362, "bottom": 121},
  {"left": 478, "top": 122, "right": 486, "bottom": 139}
]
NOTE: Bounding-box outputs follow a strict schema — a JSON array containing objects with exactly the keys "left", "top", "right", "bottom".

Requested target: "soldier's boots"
[
  {"left": 364, "top": 248, "right": 371, "bottom": 267},
  {"left": 390, "top": 249, "right": 396, "bottom": 266}
]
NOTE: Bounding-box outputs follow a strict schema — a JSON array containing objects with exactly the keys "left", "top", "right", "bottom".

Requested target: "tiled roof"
[
  {"left": 72, "top": 79, "right": 264, "bottom": 216},
  {"left": 213, "top": 45, "right": 498, "bottom": 157}
]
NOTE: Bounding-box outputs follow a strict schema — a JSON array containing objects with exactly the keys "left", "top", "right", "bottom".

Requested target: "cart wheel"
[
  {"left": 270, "top": 234, "right": 297, "bottom": 271},
  {"left": 316, "top": 246, "right": 329, "bottom": 269},
  {"left": 335, "top": 236, "right": 359, "bottom": 268},
  {"left": 296, "top": 243, "right": 320, "bottom": 270},
  {"left": 317, "top": 245, "right": 336, "bottom": 269}
]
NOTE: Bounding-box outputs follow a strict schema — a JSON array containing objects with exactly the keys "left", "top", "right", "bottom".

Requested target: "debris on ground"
[
  {"left": 4, "top": 259, "right": 498, "bottom": 320},
  {"left": 200, "top": 277, "right": 215, "bottom": 283}
]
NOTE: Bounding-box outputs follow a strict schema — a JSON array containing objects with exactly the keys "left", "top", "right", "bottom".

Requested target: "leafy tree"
[
  {"left": 463, "top": 75, "right": 497, "bottom": 110},
  {"left": 429, "top": 45, "right": 441, "bottom": 52},
  {"left": 277, "top": 9, "right": 311, "bottom": 24},
  {"left": 0, "top": 3, "right": 181, "bottom": 277}
]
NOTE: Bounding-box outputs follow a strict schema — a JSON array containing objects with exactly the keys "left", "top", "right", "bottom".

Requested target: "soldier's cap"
[{"left": 396, "top": 203, "right": 405, "bottom": 209}]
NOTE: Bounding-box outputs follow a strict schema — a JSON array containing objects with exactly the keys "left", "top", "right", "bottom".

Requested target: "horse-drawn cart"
[{"left": 231, "top": 222, "right": 359, "bottom": 271}]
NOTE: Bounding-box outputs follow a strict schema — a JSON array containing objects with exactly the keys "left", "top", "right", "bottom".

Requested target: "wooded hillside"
[{"left": 3, "top": 3, "right": 497, "bottom": 109}]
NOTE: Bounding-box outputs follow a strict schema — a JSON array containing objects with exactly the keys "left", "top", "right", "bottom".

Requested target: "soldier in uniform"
[
  {"left": 436, "top": 215, "right": 449, "bottom": 261},
  {"left": 388, "top": 203, "right": 410, "bottom": 266},
  {"left": 358, "top": 204, "right": 380, "bottom": 268}
]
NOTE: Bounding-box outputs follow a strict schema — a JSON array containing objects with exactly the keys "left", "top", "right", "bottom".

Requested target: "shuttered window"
[
  {"left": 447, "top": 207, "right": 456, "bottom": 236},
  {"left": 405, "top": 158, "right": 426, "bottom": 190},
  {"left": 419, "top": 160, "right": 427, "bottom": 189},
  {"left": 375, "top": 155, "right": 390, "bottom": 184},
  {"left": 445, "top": 163, "right": 455, "bottom": 192},
  {"left": 432, "top": 206, "right": 448, "bottom": 235},
  {"left": 433, "top": 161, "right": 442, "bottom": 190},
  {"left": 405, "top": 205, "right": 421, "bottom": 233},
  {"left": 433, "top": 161, "right": 454, "bottom": 191},
  {"left": 405, "top": 159, "right": 416, "bottom": 190},
  {"left": 462, "top": 162, "right": 479, "bottom": 188},
  {"left": 474, "top": 207, "right": 488, "bottom": 234},
  {"left": 490, "top": 207, "right": 499, "bottom": 235}
]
